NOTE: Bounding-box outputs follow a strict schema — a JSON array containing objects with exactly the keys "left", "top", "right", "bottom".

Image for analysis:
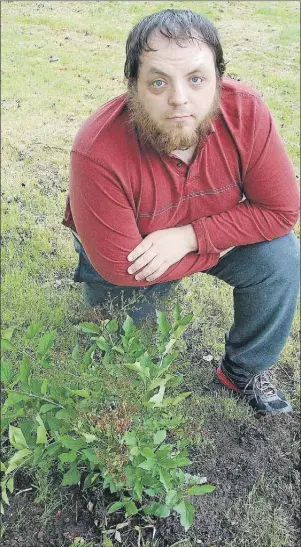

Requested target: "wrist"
[{"left": 181, "top": 224, "right": 198, "bottom": 253}]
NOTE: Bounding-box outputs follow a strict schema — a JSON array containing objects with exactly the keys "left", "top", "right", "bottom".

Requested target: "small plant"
[{"left": 0, "top": 302, "right": 215, "bottom": 532}]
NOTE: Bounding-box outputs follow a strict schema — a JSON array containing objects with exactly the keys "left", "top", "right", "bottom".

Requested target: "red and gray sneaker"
[{"left": 216, "top": 356, "right": 293, "bottom": 415}]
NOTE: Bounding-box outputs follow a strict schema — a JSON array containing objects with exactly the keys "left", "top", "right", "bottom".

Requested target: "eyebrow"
[{"left": 146, "top": 65, "right": 207, "bottom": 77}]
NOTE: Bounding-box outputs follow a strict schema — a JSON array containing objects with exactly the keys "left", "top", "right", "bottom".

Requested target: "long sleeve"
[
  {"left": 69, "top": 151, "right": 220, "bottom": 287},
  {"left": 191, "top": 98, "right": 300, "bottom": 253}
]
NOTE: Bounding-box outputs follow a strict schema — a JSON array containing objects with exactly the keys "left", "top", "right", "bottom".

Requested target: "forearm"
[{"left": 191, "top": 199, "right": 300, "bottom": 254}]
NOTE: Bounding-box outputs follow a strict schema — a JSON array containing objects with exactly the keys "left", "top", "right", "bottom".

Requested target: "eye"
[
  {"left": 191, "top": 76, "right": 203, "bottom": 84},
  {"left": 152, "top": 79, "right": 165, "bottom": 88}
]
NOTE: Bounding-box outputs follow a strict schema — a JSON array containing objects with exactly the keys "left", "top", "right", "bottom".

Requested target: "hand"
[{"left": 127, "top": 226, "right": 197, "bottom": 282}]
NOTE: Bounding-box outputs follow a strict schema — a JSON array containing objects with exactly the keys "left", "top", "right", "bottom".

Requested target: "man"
[{"left": 63, "top": 9, "right": 300, "bottom": 415}]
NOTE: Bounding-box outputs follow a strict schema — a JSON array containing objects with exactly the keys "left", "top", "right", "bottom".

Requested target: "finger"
[
  {"left": 145, "top": 263, "right": 169, "bottom": 282},
  {"left": 127, "top": 248, "right": 157, "bottom": 275},
  {"left": 127, "top": 241, "right": 153, "bottom": 263},
  {"left": 135, "top": 259, "right": 166, "bottom": 280}
]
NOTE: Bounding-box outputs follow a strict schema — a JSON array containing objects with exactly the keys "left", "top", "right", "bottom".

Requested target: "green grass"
[{"left": 1, "top": 1, "right": 300, "bottom": 545}]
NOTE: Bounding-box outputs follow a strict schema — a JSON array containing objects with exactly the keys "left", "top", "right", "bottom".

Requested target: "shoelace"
[{"left": 243, "top": 371, "right": 277, "bottom": 401}]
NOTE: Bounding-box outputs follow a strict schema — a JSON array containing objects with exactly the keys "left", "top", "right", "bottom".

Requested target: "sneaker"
[{"left": 216, "top": 356, "right": 293, "bottom": 415}]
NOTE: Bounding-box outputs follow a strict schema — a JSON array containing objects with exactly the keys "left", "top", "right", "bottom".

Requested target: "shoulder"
[
  {"left": 71, "top": 93, "right": 135, "bottom": 162},
  {"left": 218, "top": 78, "right": 270, "bottom": 134}
]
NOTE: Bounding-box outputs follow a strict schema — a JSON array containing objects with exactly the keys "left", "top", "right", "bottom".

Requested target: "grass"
[{"left": 1, "top": 1, "right": 300, "bottom": 546}]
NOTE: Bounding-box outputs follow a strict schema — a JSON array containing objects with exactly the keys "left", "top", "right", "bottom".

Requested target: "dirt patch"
[{"left": 2, "top": 390, "right": 299, "bottom": 547}]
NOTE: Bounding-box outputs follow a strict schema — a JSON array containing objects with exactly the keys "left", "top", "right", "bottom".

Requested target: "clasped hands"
[{"left": 127, "top": 226, "right": 197, "bottom": 282}]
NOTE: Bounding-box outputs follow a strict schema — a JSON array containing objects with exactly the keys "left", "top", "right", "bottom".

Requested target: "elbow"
[{"left": 94, "top": 264, "right": 153, "bottom": 288}]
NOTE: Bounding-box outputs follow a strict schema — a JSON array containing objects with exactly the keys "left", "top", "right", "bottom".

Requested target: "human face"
[{"left": 127, "top": 32, "right": 220, "bottom": 155}]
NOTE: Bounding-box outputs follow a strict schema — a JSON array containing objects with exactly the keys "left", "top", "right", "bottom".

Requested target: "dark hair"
[{"left": 124, "top": 9, "right": 226, "bottom": 85}]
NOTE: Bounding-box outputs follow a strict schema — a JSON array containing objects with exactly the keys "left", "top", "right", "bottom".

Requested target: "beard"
[{"left": 126, "top": 81, "right": 221, "bottom": 155}]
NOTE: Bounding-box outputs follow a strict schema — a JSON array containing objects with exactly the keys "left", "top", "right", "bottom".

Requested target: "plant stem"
[{"left": 3, "top": 388, "right": 64, "bottom": 408}]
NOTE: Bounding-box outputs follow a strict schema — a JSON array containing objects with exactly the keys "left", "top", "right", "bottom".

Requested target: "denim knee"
[
  {"left": 258, "top": 231, "right": 300, "bottom": 285},
  {"left": 231, "top": 231, "right": 300, "bottom": 289}
]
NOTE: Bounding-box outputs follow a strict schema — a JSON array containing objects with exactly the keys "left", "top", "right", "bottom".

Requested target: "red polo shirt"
[{"left": 63, "top": 78, "right": 300, "bottom": 287}]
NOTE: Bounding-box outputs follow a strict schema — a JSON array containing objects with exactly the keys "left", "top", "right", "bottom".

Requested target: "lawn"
[{"left": 1, "top": 1, "right": 300, "bottom": 546}]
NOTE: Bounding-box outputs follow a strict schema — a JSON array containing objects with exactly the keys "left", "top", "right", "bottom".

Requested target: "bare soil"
[{"left": 2, "top": 365, "right": 300, "bottom": 547}]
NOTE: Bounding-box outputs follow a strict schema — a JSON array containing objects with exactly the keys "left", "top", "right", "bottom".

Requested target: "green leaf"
[
  {"left": 154, "top": 430, "right": 167, "bottom": 445},
  {"left": 2, "top": 487, "right": 9, "bottom": 506},
  {"left": 1, "top": 339, "right": 16, "bottom": 351},
  {"left": 29, "top": 378, "right": 43, "bottom": 395},
  {"left": 82, "top": 345, "right": 95, "bottom": 366},
  {"left": 40, "top": 359, "right": 51, "bottom": 369},
  {"left": 105, "top": 319, "right": 118, "bottom": 333},
  {"left": 37, "top": 330, "right": 56, "bottom": 358},
  {"left": 82, "top": 433, "right": 97, "bottom": 443},
  {"left": 159, "top": 467, "right": 171, "bottom": 491},
  {"left": 125, "top": 361, "right": 150, "bottom": 384},
  {"left": 171, "top": 392, "right": 192, "bottom": 405},
  {"left": 186, "top": 484, "right": 216, "bottom": 496},
  {"left": 45, "top": 441, "right": 61, "bottom": 455},
  {"left": 148, "top": 384, "right": 165, "bottom": 407},
  {"left": 9, "top": 425, "right": 28, "bottom": 449},
  {"left": 156, "top": 310, "right": 172, "bottom": 336},
  {"left": 173, "top": 302, "right": 181, "bottom": 322},
  {"left": 174, "top": 500, "right": 195, "bottom": 531},
  {"left": 165, "top": 489, "right": 178, "bottom": 507},
  {"left": 61, "top": 467, "right": 81, "bottom": 486},
  {"left": 143, "top": 502, "right": 170, "bottom": 517},
  {"left": 33, "top": 446, "right": 43, "bottom": 464},
  {"left": 125, "top": 500, "right": 138, "bottom": 516},
  {"left": 162, "top": 338, "right": 176, "bottom": 355},
  {"left": 5, "top": 449, "right": 31, "bottom": 474},
  {"left": 134, "top": 479, "right": 143, "bottom": 501},
  {"left": 59, "top": 451, "right": 78, "bottom": 463},
  {"left": 36, "top": 415, "right": 47, "bottom": 444},
  {"left": 24, "top": 323, "right": 42, "bottom": 340},
  {"left": 55, "top": 409, "right": 72, "bottom": 421},
  {"left": 72, "top": 343, "right": 79, "bottom": 361},
  {"left": 6, "top": 477, "right": 14, "bottom": 494},
  {"left": 78, "top": 322, "right": 100, "bottom": 334},
  {"left": 112, "top": 345, "right": 124, "bottom": 354},
  {"left": 4, "top": 391, "right": 29, "bottom": 408},
  {"left": 82, "top": 449, "right": 99, "bottom": 464},
  {"left": 71, "top": 389, "right": 90, "bottom": 398},
  {"left": 148, "top": 376, "right": 172, "bottom": 392},
  {"left": 95, "top": 337, "right": 109, "bottom": 352},
  {"left": 41, "top": 379, "right": 48, "bottom": 395},
  {"left": 47, "top": 417, "right": 64, "bottom": 432},
  {"left": 122, "top": 315, "right": 135, "bottom": 337},
  {"left": 2, "top": 327, "right": 15, "bottom": 341},
  {"left": 138, "top": 459, "right": 155, "bottom": 471},
  {"left": 158, "top": 354, "right": 175, "bottom": 374},
  {"left": 123, "top": 431, "right": 137, "bottom": 446},
  {"left": 19, "top": 353, "right": 30, "bottom": 385},
  {"left": 1, "top": 361, "right": 14, "bottom": 385},
  {"left": 60, "top": 437, "right": 85, "bottom": 451},
  {"left": 83, "top": 472, "right": 100, "bottom": 491},
  {"left": 141, "top": 447, "right": 155, "bottom": 459},
  {"left": 40, "top": 403, "right": 58, "bottom": 413},
  {"left": 107, "top": 501, "right": 126, "bottom": 514},
  {"left": 162, "top": 456, "right": 191, "bottom": 469},
  {"left": 176, "top": 314, "right": 193, "bottom": 326}
]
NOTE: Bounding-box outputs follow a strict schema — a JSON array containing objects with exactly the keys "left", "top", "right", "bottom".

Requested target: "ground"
[{"left": 1, "top": 1, "right": 300, "bottom": 546}]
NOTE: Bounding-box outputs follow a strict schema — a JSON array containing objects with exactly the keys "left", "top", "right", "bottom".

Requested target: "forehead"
[{"left": 138, "top": 31, "right": 215, "bottom": 74}]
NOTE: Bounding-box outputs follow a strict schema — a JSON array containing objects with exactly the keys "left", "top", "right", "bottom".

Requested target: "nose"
[{"left": 168, "top": 84, "right": 188, "bottom": 107}]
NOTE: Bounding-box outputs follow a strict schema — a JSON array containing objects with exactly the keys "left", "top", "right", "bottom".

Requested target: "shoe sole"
[{"left": 216, "top": 366, "right": 241, "bottom": 393}]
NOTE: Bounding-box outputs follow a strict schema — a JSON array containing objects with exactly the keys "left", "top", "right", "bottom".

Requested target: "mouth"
[{"left": 168, "top": 115, "right": 191, "bottom": 119}]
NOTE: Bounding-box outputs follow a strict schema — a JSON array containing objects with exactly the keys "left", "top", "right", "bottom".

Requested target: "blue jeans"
[{"left": 73, "top": 232, "right": 300, "bottom": 374}]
